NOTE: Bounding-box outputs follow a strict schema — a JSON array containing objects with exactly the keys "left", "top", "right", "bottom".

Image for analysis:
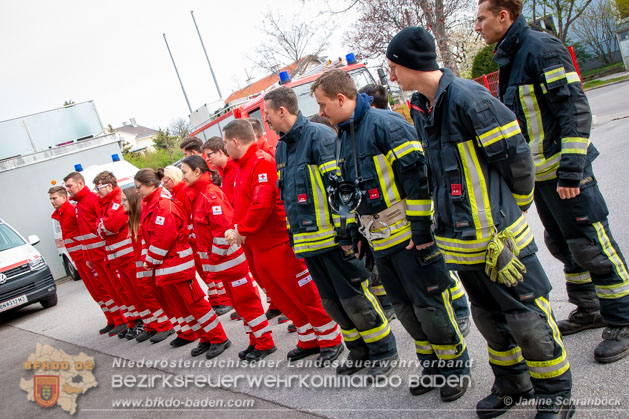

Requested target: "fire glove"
[{"left": 485, "top": 230, "right": 526, "bottom": 287}]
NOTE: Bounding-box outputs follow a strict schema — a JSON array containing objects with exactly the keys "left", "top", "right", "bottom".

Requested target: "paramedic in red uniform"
[
  {"left": 49, "top": 186, "right": 119, "bottom": 333},
  {"left": 64, "top": 171, "right": 129, "bottom": 337},
  {"left": 223, "top": 119, "right": 344, "bottom": 364},
  {"left": 181, "top": 156, "right": 277, "bottom": 361},
  {"left": 134, "top": 168, "right": 231, "bottom": 359}
]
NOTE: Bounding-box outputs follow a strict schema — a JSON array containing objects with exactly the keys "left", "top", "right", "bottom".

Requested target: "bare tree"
[
  {"left": 249, "top": 10, "right": 329, "bottom": 74},
  {"left": 324, "top": 0, "right": 475, "bottom": 77},
  {"left": 572, "top": 0, "right": 620, "bottom": 64},
  {"left": 523, "top": 0, "right": 595, "bottom": 42},
  {"left": 169, "top": 117, "right": 192, "bottom": 140}
]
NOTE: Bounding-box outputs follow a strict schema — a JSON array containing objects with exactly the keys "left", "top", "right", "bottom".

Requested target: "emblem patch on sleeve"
[
  {"left": 155, "top": 216, "right": 165, "bottom": 226},
  {"left": 212, "top": 206, "right": 222, "bottom": 215},
  {"left": 112, "top": 203, "right": 120, "bottom": 210},
  {"left": 258, "top": 173, "right": 268, "bottom": 183}
]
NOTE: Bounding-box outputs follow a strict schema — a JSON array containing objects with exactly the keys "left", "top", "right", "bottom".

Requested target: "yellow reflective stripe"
[
  {"left": 437, "top": 288, "right": 466, "bottom": 359},
  {"left": 374, "top": 154, "right": 401, "bottom": 207},
  {"left": 531, "top": 297, "right": 570, "bottom": 379},
  {"left": 406, "top": 199, "right": 432, "bottom": 217},
  {"left": 293, "top": 227, "right": 336, "bottom": 243},
  {"left": 361, "top": 279, "right": 389, "bottom": 325},
  {"left": 565, "top": 272, "right": 591, "bottom": 284},
  {"left": 561, "top": 137, "right": 589, "bottom": 155},
  {"left": 457, "top": 140, "right": 494, "bottom": 239},
  {"left": 416, "top": 340, "right": 434, "bottom": 354},
  {"left": 370, "top": 223, "right": 412, "bottom": 252},
  {"left": 332, "top": 213, "right": 356, "bottom": 227},
  {"left": 449, "top": 272, "right": 465, "bottom": 300},
  {"left": 544, "top": 66, "right": 566, "bottom": 84},
  {"left": 372, "top": 285, "right": 386, "bottom": 296},
  {"left": 385, "top": 140, "right": 423, "bottom": 164},
  {"left": 488, "top": 346, "right": 524, "bottom": 366},
  {"left": 477, "top": 120, "right": 521, "bottom": 147},
  {"left": 566, "top": 72, "right": 580, "bottom": 84},
  {"left": 293, "top": 237, "right": 337, "bottom": 254},
  {"left": 593, "top": 222, "right": 629, "bottom": 298},
  {"left": 318, "top": 160, "right": 338, "bottom": 174},
  {"left": 341, "top": 328, "right": 361, "bottom": 342},
  {"left": 519, "top": 84, "right": 545, "bottom": 157},
  {"left": 307, "top": 164, "right": 331, "bottom": 231},
  {"left": 512, "top": 189, "right": 534, "bottom": 207}
]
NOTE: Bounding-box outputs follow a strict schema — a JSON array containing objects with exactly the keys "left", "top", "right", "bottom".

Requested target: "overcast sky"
[{"left": 0, "top": 1, "right": 353, "bottom": 130}]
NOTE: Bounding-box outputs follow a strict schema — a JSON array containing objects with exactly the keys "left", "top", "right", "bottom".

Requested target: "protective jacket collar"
[
  {"left": 279, "top": 112, "right": 307, "bottom": 144},
  {"left": 338, "top": 93, "right": 372, "bottom": 132},
  {"left": 494, "top": 16, "right": 529, "bottom": 66}
]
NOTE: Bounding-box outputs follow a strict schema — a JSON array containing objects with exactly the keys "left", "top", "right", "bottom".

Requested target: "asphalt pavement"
[{"left": 2, "top": 80, "right": 629, "bottom": 418}]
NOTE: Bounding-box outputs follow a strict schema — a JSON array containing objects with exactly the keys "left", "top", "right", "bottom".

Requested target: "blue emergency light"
[
  {"left": 279, "top": 71, "right": 290, "bottom": 85},
  {"left": 346, "top": 53, "right": 357, "bottom": 65},
  {"left": 74, "top": 164, "right": 83, "bottom": 172},
  {"left": 112, "top": 154, "right": 120, "bottom": 162}
]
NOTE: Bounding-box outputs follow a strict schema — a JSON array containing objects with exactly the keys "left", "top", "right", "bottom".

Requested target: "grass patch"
[
  {"left": 581, "top": 62, "right": 624, "bottom": 79},
  {"left": 583, "top": 75, "right": 629, "bottom": 90}
]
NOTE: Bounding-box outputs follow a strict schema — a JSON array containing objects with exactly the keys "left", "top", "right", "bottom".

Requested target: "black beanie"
[{"left": 386, "top": 27, "right": 439, "bottom": 71}]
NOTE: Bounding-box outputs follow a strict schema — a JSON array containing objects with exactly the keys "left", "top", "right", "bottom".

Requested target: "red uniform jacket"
[
  {"left": 257, "top": 135, "right": 276, "bottom": 157},
  {"left": 73, "top": 186, "right": 106, "bottom": 262},
  {"left": 234, "top": 143, "right": 289, "bottom": 251},
  {"left": 170, "top": 181, "right": 194, "bottom": 243},
  {"left": 217, "top": 158, "right": 239, "bottom": 206},
  {"left": 140, "top": 187, "right": 195, "bottom": 286},
  {"left": 187, "top": 172, "right": 248, "bottom": 282},
  {"left": 51, "top": 200, "right": 84, "bottom": 262},
  {"left": 97, "top": 186, "right": 134, "bottom": 267}
]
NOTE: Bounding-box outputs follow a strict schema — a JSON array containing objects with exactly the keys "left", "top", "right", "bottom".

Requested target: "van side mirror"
[{"left": 28, "top": 235, "right": 40, "bottom": 246}]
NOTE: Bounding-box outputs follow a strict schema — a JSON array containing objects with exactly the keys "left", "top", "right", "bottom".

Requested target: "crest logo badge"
[{"left": 34, "top": 375, "right": 59, "bottom": 408}]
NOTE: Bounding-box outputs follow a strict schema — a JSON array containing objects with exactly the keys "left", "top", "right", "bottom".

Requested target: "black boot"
[
  {"left": 170, "top": 336, "right": 195, "bottom": 347},
  {"left": 99, "top": 324, "right": 115, "bottom": 335},
  {"left": 457, "top": 316, "right": 471, "bottom": 337},
  {"left": 315, "top": 344, "right": 344, "bottom": 367},
  {"left": 238, "top": 345, "right": 255, "bottom": 360},
  {"left": 108, "top": 324, "right": 127, "bottom": 337},
  {"left": 440, "top": 374, "right": 469, "bottom": 402},
  {"left": 125, "top": 321, "right": 142, "bottom": 340},
  {"left": 149, "top": 328, "right": 174, "bottom": 344},
  {"left": 557, "top": 308, "right": 604, "bottom": 336},
  {"left": 594, "top": 325, "right": 629, "bottom": 363},
  {"left": 206, "top": 339, "right": 232, "bottom": 359},
  {"left": 365, "top": 354, "right": 399, "bottom": 383},
  {"left": 230, "top": 311, "right": 242, "bottom": 321},
  {"left": 336, "top": 357, "right": 367, "bottom": 375},
  {"left": 265, "top": 308, "right": 281, "bottom": 320},
  {"left": 246, "top": 346, "right": 277, "bottom": 362},
  {"left": 409, "top": 374, "right": 435, "bottom": 396},
  {"left": 476, "top": 388, "right": 534, "bottom": 418},
  {"left": 287, "top": 346, "right": 319, "bottom": 361},
  {"left": 213, "top": 305, "right": 233, "bottom": 316},
  {"left": 535, "top": 399, "right": 576, "bottom": 418},
  {"left": 190, "top": 341, "right": 211, "bottom": 357},
  {"left": 135, "top": 330, "right": 156, "bottom": 343}
]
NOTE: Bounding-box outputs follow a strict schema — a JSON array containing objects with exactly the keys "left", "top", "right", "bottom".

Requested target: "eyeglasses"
[
  {"left": 135, "top": 184, "right": 142, "bottom": 190},
  {"left": 95, "top": 184, "right": 110, "bottom": 191},
  {"left": 206, "top": 151, "right": 217, "bottom": 156}
]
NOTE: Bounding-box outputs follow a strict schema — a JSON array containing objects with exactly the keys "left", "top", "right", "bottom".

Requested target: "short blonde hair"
[{"left": 163, "top": 165, "right": 183, "bottom": 184}]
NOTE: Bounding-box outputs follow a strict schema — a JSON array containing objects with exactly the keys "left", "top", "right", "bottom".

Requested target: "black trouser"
[
  {"left": 375, "top": 244, "right": 470, "bottom": 377},
  {"left": 535, "top": 164, "right": 629, "bottom": 325},
  {"left": 458, "top": 254, "right": 572, "bottom": 402},
  {"left": 304, "top": 247, "right": 397, "bottom": 361}
]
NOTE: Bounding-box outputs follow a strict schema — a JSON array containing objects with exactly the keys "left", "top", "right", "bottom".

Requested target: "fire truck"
[{"left": 189, "top": 54, "right": 380, "bottom": 146}]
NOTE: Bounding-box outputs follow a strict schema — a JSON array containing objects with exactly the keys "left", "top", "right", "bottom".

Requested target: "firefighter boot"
[
  {"left": 476, "top": 388, "right": 534, "bottom": 419},
  {"left": 535, "top": 399, "right": 576, "bottom": 418},
  {"left": 594, "top": 326, "right": 629, "bottom": 363},
  {"left": 365, "top": 353, "right": 399, "bottom": 383},
  {"left": 287, "top": 346, "right": 320, "bottom": 361},
  {"left": 206, "top": 339, "right": 232, "bottom": 359},
  {"left": 557, "top": 308, "right": 604, "bottom": 336},
  {"left": 316, "top": 344, "right": 344, "bottom": 367},
  {"left": 440, "top": 374, "right": 469, "bottom": 402}
]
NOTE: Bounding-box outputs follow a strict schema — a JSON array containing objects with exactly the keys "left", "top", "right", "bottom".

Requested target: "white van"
[{"left": 0, "top": 218, "right": 57, "bottom": 313}]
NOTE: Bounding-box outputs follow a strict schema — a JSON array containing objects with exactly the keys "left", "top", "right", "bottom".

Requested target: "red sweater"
[
  {"left": 97, "top": 186, "right": 134, "bottom": 266},
  {"left": 51, "top": 200, "right": 84, "bottom": 262},
  {"left": 73, "top": 186, "right": 106, "bottom": 262}
]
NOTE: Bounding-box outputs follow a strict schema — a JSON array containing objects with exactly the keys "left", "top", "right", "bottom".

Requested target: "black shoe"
[
  {"left": 118, "top": 325, "right": 130, "bottom": 339},
  {"left": 278, "top": 314, "right": 289, "bottom": 324},
  {"left": 458, "top": 316, "right": 471, "bottom": 337},
  {"left": 99, "top": 324, "right": 115, "bottom": 335},
  {"left": 594, "top": 325, "right": 629, "bottom": 363},
  {"left": 315, "top": 344, "right": 344, "bottom": 367},
  {"left": 136, "top": 330, "right": 156, "bottom": 343},
  {"left": 230, "top": 311, "right": 242, "bottom": 321},
  {"left": 191, "top": 341, "right": 212, "bottom": 357},
  {"left": 238, "top": 345, "right": 255, "bottom": 360},
  {"left": 557, "top": 308, "right": 604, "bottom": 336},
  {"left": 124, "top": 322, "right": 141, "bottom": 340},
  {"left": 150, "top": 328, "right": 174, "bottom": 344},
  {"left": 213, "top": 305, "right": 233, "bottom": 316},
  {"left": 385, "top": 308, "right": 397, "bottom": 322},
  {"left": 409, "top": 377, "right": 435, "bottom": 396},
  {"left": 476, "top": 388, "right": 534, "bottom": 419},
  {"left": 440, "top": 375, "right": 469, "bottom": 402},
  {"left": 365, "top": 354, "right": 399, "bottom": 383},
  {"left": 246, "top": 345, "right": 277, "bottom": 362},
  {"left": 535, "top": 399, "right": 576, "bottom": 418},
  {"left": 170, "top": 336, "right": 195, "bottom": 347},
  {"left": 287, "top": 323, "right": 297, "bottom": 333},
  {"left": 108, "top": 324, "right": 127, "bottom": 337},
  {"left": 336, "top": 357, "right": 367, "bottom": 375},
  {"left": 206, "top": 339, "right": 232, "bottom": 359},
  {"left": 265, "top": 308, "right": 281, "bottom": 320},
  {"left": 287, "top": 346, "right": 320, "bottom": 361}
]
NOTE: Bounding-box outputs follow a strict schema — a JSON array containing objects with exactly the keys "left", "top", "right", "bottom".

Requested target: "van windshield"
[{"left": 0, "top": 224, "right": 25, "bottom": 251}]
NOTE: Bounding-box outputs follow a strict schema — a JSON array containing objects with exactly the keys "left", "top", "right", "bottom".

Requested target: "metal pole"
[
  {"left": 191, "top": 10, "right": 223, "bottom": 100},
  {"left": 163, "top": 33, "right": 192, "bottom": 114},
  {"left": 22, "top": 120, "right": 37, "bottom": 152}
]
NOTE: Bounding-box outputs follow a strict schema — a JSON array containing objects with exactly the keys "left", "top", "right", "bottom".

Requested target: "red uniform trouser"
[
  {"left": 75, "top": 259, "right": 124, "bottom": 325},
  {"left": 242, "top": 246, "right": 278, "bottom": 312},
  {"left": 114, "top": 260, "right": 172, "bottom": 332},
  {"left": 159, "top": 279, "right": 228, "bottom": 344},
  {"left": 211, "top": 270, "right": 274, "bottom": 350},
  {"left": 91, "top": 259, "right": 132, "bottom": 326},
  {"left": 193, "top": 251, "right": 232, "bottom": 307},
  {"left": 245, "top": 242, "right": 342, "bottom": 349}
]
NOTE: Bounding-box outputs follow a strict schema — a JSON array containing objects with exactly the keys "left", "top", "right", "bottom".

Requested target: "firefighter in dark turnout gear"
[
  {"left": 312, "top": 69, "right": 470, "bottom": 402},
  {"left": 265, "top": 87, "right": 398, "bottom": 379},
  {"left": 388, "top": 26, "right": 573, "bottom": 418},
  {"left": 476, "top": 0, "right": 629, "bottom": 365}
]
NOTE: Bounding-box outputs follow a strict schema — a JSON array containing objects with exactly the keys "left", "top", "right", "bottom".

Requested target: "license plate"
[{"left": 0, "top": 294, "right": 28, "bottom": 312}]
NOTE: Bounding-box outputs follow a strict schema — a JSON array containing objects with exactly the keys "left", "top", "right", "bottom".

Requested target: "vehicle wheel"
[
  {"left": 40, "top": 293, "right": 58, "bottom": 308},
  {"left": 63, "top": 256, "right": 81, "bottom": 281}
]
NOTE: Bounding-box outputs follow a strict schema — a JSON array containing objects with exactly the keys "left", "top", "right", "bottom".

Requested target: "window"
[{"left": 0, "top": 224, "right": 25, "bottom": 252}]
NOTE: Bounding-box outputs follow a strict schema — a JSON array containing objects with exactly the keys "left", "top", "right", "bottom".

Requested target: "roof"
[
  {"left": 113, "top": 124, "right": 158, "bottom": 140},
  {"left": 224, "top": 55, "right": 322, "bottom": 105}
]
